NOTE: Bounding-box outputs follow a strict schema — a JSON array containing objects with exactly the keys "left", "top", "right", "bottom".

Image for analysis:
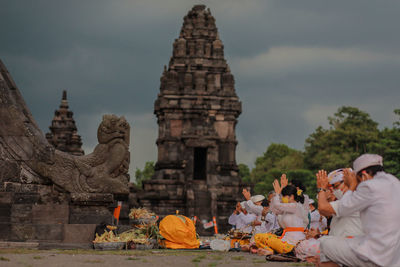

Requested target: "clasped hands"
[{"left": 316, "top": 168, "right": 358, "bottom": 191}]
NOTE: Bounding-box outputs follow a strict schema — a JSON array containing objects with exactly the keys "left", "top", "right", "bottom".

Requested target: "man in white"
[
  {"left": 228, "top": 201, "right": 256, "bottom": 233},
  {"left": 242, "top": 189, "right": 280, "bottom": 234},
  {"left": 318, "top": 168, "right": 363, "bottom": 238},
  {"left": 299, "top": 168, "right": 364, "bottom": 263},
  {"left": 317, "top": 154, "right": 400, "bottom": 267}
]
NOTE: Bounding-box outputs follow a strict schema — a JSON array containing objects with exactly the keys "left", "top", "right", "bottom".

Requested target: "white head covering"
[
  {"left": 328, "top": 168, "right": 345, "bottom": 185},
  {"left": 353, "top": 154, "right": 383, "bottom": 173},
  {"left": 309, "top": 199, "right": 315, "bottom": 205},
  {"left": 251, "top": 195, "right": 265, "bottom": 203}
]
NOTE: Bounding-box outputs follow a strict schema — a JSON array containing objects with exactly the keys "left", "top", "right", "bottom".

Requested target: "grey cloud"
[{"left": 1, "top": 0, "right": 399, "bottom": 172}]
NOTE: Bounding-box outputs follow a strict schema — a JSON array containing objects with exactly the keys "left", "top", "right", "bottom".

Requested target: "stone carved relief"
[
  {"left": 0, "top": 59, "right": 130, "bottom": 195},
  {"left": 36, "top": 115, "right": 130, "bottom": 194}
]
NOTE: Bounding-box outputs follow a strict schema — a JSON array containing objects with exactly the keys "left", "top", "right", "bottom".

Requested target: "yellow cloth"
[
  {"left": 159, "top": 215, "right": 200, "bottom": 249},
  {"left": 254, "top": 233, "right": 295, "bottom": 254}
]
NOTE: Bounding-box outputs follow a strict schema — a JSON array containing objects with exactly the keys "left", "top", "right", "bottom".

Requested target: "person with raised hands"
[
  {"left": 228, "top": 201, "right": 257, "bottom": 233},
  {"left": 317, "top": 154, "right": 400, "bottom": 267},
  {"left": 294, "top": 168, "right": 363, "bottom": 264},
  {"left": 242, "top": 188, "right": 280, "bottom": 235},
  {"left": 253, "top": 176, "right": 308, "bottom": 255}
]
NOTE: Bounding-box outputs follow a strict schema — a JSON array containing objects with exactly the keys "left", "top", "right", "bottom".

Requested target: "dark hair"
[
  {"left": 291, "top": 179, "right": 306, "bottom": 192},
  {"left": 261, "top": 198, "right": 269, "bottom": 207},
  {"left": 282, "top": 185, "right": 304, "bottom": 204},
  {"left": 357, "top": 165, "right": 384, "bottom": 177}
]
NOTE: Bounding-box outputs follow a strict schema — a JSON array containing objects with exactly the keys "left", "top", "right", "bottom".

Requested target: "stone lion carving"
[{"left": 36, "top": 115, "right": 130, "bottom": 194}]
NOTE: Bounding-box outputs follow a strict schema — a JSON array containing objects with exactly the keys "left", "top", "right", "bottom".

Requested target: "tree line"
[{"left": 239, "top": 106, "right": 400, "bottom": 199}]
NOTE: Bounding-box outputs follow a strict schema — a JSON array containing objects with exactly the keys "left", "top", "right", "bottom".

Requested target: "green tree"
[
  {"left": 238, "top": 163, "right": 251, "bottom": 183},
  {"left": 304, "top": 106, "right": 380, "bottom": 171},
  {"left": 250, "top": 144, "right": 316, "bottom": 196},
  {"left": 373, "top": 109, "right": 400, "bottom": 177},
  {"left": 251, "top": 143, "right": 304, "bottom": 184},
  {"left": 134, "top": 161, "right": 155, "bottom": 188}
]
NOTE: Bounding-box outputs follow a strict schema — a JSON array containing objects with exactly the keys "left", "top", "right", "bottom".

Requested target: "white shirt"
[
  {"left": 309, "top": 209, "right": 328, "bottom": 232},
  {"left": 270, "top": 195, "right": 307, "bottom": 245},
  {"left": 245, "top": 199, "right": 263, "bottom": 216},
  {"left": 229, "top": 212, "right": 256, "bottom": 233},
  {"left": 228, "top": 213, "right": 238, "bottom": 227},
  {"left": 263, "top": 212, "right": 280, "bottom": 233},
  {"left": 336, "top": 172, "right": 400, "bottom": 266},
  {"left": 329, "top": 200, "right": 363, "bottom": 237},
  {"left": 245, "top": 199, "right": 280, "bottom": 233}
]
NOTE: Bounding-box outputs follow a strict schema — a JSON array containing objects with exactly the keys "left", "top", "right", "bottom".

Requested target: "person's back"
[{"left": 337, "top": 171, "right": 400, "bottom": 266}]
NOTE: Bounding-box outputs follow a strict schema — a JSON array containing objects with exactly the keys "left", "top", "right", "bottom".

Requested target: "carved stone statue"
[
  {"left": 0, "top": 59, "right": 130, "bottom": 195},
  {"left": 35, "top": 114, "right": 130, "bottom": 194}
]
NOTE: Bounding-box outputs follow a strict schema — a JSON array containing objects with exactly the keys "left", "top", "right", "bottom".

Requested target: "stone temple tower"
[
  {"left": 45, "top": 90, "right": 84, "bottom": 156},
  {"left": 140, "top": 5, "right": 243, "bottom": 234}
]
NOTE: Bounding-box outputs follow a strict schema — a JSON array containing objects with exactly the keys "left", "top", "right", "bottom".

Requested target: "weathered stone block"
[
  {"left": 32, "top": 204, "right": 69, "bottom": 224},
  {"left": 0, "top": 204, "right": 11, "bottom": 223},
  {"left": 13, "top": 193, "right": 40, "bottom": 204},
  {"left": 11, "top": 224, "right": 34, "bottom": 241},
  {"left": 70, "top": 193, "right": 114, "bottom": 205},
  {"left": 0, "top": 223, "right": 11, "bottom": 240},
  {"left": 69, "top": 206, "right": 112, "bottom": 224},
  {"left": 0, "top": 192, "right": 13, "bottom": 204},
  {"left": 0, "top": 160, "right": 20, "bottom": 182},
  {"left": 19, "top": 184, "right": 40, "bottom": 193},
  {"left": 63, "top": 224, "right": 96, "bottom": 243},
  {"left": 4, "top": 182, "right": 21, "bottom": 192},
  {"left": 10, "top": 204, "right": 32, "bottom": 224},
  {"left": 33, "top": 224, "right": 63, "bottom": 241}
]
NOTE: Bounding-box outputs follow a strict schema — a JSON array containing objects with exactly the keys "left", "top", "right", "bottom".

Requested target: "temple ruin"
[
  {"left": 139, "top": 5, "right": 244, "bottom": 234},
  {"left": 0, "top": 59, "right": 130, "bottom": 246},
  {"left": 46, "top": 90, "right": 84, "bottom": 156}
]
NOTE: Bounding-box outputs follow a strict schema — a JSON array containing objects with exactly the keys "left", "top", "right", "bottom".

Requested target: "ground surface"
[{"left": 0, "top": 249, "right": 313, "bottom": 267}]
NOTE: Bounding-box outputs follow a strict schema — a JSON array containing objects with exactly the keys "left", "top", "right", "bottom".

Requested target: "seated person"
[
  {"left": 295, "top": 168, "right": 363, "bottom": 263},
  {"left": 228, "top": 201, "right": 256, "bottom": 233},
  {"left": 308, "top": 199, "right": 327, "bottom": 233},
  {"left": 254, "top": 180, "right": 308, "bottom": 255},
  {"left": 312, "top": 156, "right": 400, "bottom": 267},
  {"left": 242, "top": 190, "right": 280, "bottom": 234}
]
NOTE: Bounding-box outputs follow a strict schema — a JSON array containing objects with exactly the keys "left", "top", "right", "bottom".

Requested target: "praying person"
[
  {"left": 294, "top": 168, "right": 363, "bottom": 263},
  {"left": 253, "top": 181, "right": 308, "bottom": 255},
  {"left": 228, "top": 201, "right": 256, "bottom": 233},
  {"left": 318, "top": 168, "right": 363, "bottom": 238},
  {"left": 242, "top": 190, "right": 268, "bottom": 234},
  {"left": 318, "top": 154, "right": 400, "bottom": 267},
  {"left": 242, "top": 189, "right": 280, "bottom": 234},
  {"left": 308, "top": 199, "right": 327, "bottom": 233}
]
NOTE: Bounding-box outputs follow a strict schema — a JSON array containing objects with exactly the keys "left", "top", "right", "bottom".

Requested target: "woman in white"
[{"left": 254, "top": 180, "right": 308, "bottom": 254}]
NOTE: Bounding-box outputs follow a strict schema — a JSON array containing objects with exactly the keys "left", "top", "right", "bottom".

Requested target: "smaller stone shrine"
[
  {"left": 0, "top": 59, "right": 130, "bottom": 247},
  {"left": 139, "top": 5, "right": 247, "bottom": 235},
  {"left": 46, "top": 90, "right": 84, "bottom": 156}
]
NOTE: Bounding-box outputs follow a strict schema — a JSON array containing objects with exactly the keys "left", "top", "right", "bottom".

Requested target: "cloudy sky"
[{"left": 1, "top": 0, "right": 400, "bottom": 180}]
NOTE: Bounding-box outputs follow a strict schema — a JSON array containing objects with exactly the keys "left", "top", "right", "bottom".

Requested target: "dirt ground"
[{"left": 0, "top": 249, "right": 313, "bottom": 267}]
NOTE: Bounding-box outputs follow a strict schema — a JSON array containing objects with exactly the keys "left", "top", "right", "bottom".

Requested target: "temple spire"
[
  {"left": 146, "top": 5, "right": 242, "bottom": 234},
  {"left": 45, "top": 90, "right": 84, "bottom": 155}
]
